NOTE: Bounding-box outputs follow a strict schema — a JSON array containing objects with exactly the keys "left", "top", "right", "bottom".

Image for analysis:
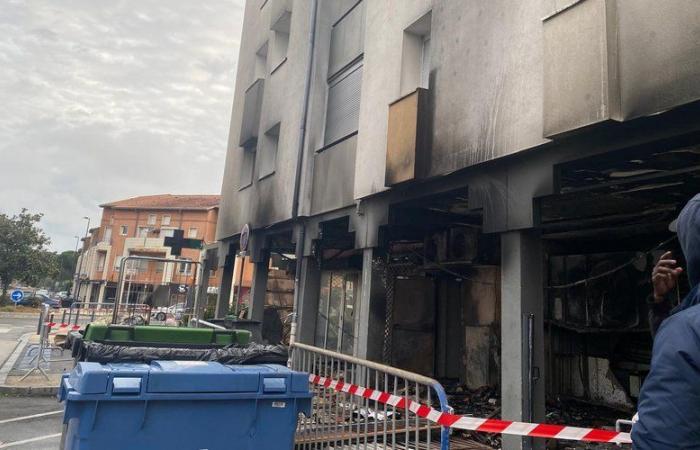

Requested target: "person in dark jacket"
[{"left": 633, "top": 194, "right": 700, "bottom": 449}]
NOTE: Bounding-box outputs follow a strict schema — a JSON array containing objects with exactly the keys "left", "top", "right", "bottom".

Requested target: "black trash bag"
[
  {"left": 77, "top": 342, "right": 208, "bottom": 363},
  {"left": 77, "top": 341, "right": 289, "bottom": 365},
  {"left": 205, "top": 344, "right": 289, "bottom": 365}
]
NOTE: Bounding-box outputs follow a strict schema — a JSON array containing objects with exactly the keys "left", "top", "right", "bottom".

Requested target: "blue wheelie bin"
[{"left": 58, "top": 361, "right": 312, "bottom": 450}]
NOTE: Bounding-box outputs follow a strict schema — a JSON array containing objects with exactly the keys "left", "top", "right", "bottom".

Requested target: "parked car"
[
  {"left": 150, "top": 303, "right": 187, "bottom": 321},
  {"left": 60, "top": 296, "right": 76, "bottom": 308},
  {"left": 36, "top": 289, "right": 49, "bottom": 296},
  {"left": 56, "top": 291, "right": 69, "bottom": 299},
  {"left": 17, "top": 294, "right": 60, "bottom": 309}
]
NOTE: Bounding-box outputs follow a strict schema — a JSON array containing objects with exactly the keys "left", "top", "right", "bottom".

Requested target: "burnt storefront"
[{"left": 537, "top": 135, "right": 700, "bottom": 420}]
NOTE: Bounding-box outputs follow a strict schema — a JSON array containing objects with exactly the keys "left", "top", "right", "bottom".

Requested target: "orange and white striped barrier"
[
  {"left": 309, "top": 374, "right": 632, "bottom": 445},
  {"left": 45, "top": 322, "right": 81, "bottom": 335}
]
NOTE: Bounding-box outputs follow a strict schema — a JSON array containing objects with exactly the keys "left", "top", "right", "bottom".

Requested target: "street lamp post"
[
  {"left": 72, "top": 235, "right": 80, "bottom": 296},
  {"left": 74, "top": 217, "right": 91, "bottom": 302}
]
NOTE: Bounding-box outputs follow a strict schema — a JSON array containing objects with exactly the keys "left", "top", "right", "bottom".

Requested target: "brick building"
[{"left": 74, "top": 194, "right": 222, "bottom": 306}]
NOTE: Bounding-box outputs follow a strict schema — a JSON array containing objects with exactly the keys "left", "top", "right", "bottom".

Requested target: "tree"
[
  {"left": 38, "top": 250, "right": 78, "bottom": 292},
  {"left": 0, "top": 210, "right": 58, "bottom": 303}
]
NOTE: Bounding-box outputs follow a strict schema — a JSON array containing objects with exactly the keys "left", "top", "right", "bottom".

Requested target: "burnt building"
[{"left": 215, "top": 1, "right": 700, "bottom": 448}]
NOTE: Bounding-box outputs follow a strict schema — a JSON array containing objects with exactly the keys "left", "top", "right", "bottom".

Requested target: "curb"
[
  {"left": 0, "top": 313, "right": 40, "bottom": 320},
  {"left": 0, "top": 385, "right": 58, "bottom": 396},
  {"left": 0, "top": 333, "right": 32, "bottom": 385}
]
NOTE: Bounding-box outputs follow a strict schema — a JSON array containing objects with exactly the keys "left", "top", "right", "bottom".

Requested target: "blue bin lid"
[
  {"left": 66, "top": 361, "right": 310, "bottom": 396},
  {"left": 147, "top": 361, "right": 260, "bottom": 393},
  {"left": 69, "top": 362, "right": 150, "bottom": 394}
]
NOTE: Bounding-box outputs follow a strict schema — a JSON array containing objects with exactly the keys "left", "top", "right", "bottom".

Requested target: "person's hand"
[{"left": 652, "top": 251, "right": 683, "bottom": 302}]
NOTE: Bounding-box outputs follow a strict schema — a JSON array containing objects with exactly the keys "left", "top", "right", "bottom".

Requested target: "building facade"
[
  {"left": 74, "top": 195, "right": 221, "bottom": 306},
  {"left": 216, "top": 1, "right": 700, "bottom": 448}
]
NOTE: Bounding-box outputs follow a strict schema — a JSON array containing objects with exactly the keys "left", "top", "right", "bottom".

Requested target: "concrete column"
[
  {"left": 215, "top": 256, "right": 234, "bottom": 319},
  {"left": 501, "top": 231, "right": 545, "bottom": 450},
  {"left": 296, "top": 256, "right": 322, "bottom": 345},
  {"left": 356, "top": 248, "right": 374, "bottom": 359},
  {"left": 355, "top": 248, "right": 385, "bottom": 361},
  {"left": 97, "top": 283, "right": 106, "bottom": 305},
  {"left": 84, "top": 283, "right": 94, "bottom": 304},
  {"left": 247, "top": 256, "right": 269, "bottom": 323},
  {"left": 195, "top": 260, "right": 211, "bottom": 321}
]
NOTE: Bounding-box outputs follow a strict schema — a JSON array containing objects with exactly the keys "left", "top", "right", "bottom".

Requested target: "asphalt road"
[
  {"left": 0, "top": 395, "right": 62, "bottom": 449},
  {"left": 0, "top": 315, "right": 63, "bottom": 449}
]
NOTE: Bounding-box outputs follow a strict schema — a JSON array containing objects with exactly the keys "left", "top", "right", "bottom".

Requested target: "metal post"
[
  {"left": 234, "top": 251, "right": 246, "bottom": 317},
  {"left": 527, "top": 313, "right": 535, "bottom": 422},
  {"left": 75, "top": 217, "right": 91, "bottom": 301}
]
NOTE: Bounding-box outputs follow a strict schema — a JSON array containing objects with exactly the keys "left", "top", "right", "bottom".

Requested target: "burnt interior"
[{"left": 537, "top": 134, "right": 700, "bottom": 431}]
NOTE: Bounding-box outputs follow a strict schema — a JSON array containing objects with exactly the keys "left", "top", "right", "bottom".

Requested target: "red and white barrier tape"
[{"left": 309, "top": 374, "right": 631, "bottom": 444}]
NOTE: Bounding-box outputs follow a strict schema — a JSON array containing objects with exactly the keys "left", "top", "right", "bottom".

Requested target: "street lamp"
[{"left": 74, "top": 217, "right": 91, "bottom": 301}]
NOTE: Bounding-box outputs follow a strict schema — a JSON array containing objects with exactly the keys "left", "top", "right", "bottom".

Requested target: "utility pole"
[
  {"left": 74, "top": 216, "right": 91, "bottom": 302},
  {"left": 71, "top": 235, "right": 80, "bottom": 296}
]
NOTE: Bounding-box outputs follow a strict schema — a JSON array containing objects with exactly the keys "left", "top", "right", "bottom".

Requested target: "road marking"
[
  {"left": 0, "top": 410, "right": 62, "bottom": 425},
  {"left": 0, "top": 327, "right": 11, "bottom": 334},
  {"left": 0, "top": 433, "right": 62, "bottom": 448}
]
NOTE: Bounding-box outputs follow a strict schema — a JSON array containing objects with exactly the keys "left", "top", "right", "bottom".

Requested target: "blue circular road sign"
[{"left": 10, "top": 290, "right": 24, "bottom": 303}]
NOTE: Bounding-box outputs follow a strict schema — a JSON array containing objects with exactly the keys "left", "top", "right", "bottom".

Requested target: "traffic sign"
[
  {"left": 240, "top": 224, "right": 250, "bottom": 252},
  {"left": 10, "top": 290, "right": 24, "bottom": 303}
]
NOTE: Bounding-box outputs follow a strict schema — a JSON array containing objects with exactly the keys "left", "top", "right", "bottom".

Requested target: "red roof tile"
[{"left": 100, "top": 194, "right": 220, "bottom": 210}]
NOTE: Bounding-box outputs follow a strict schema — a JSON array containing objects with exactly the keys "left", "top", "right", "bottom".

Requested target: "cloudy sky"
[{"left": 0, "top": 0, "right": 244, "bottom": 252}]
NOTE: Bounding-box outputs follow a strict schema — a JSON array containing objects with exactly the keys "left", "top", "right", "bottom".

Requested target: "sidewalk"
[{"left": 0, "top": 333, "right": 71, "bottom": 396}]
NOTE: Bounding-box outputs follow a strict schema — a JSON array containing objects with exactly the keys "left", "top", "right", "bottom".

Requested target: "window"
[
  {"left": 255, "top": 41, "right": 268, "bottom": 79},
  {"left": 188, "top": 228, "right": 198, "bottom": 239},
  {"left": 135, "top": 259, "right": 147, "bottom": 272},
  {"left": 161, "top": 228, "right": 175, "bottom": 238},
  {"left": 138, "top": 227, "right": 151, "bottom": 237},
  {"left": 179, "top": 260, "right": 192, "bottom": 274},
  {"left": 258, "top": 123, "right": 280, "bottom": 179},
  {"left": 120, "top": 225, "right": 128, "bottom": 236},
  {"left": 400, "top": 11, "right": 432, "bottom": 96},
  {"left": 324, "top": 61, "right": 363, "bottom": 145},
  {"left": 270, "top": 31, "right": 289, "bottom": 73},
  {"left": 239, "top": 147, "right": 256, "bottom": 189},
  {"left": 162, "top": 215, "right": 171, "bottom": 226},
  {"left": 314, "top": 271, "right": 358, "bottom": 355},
  {"left": 269, "top": 3, "right": 291, "bottom": 72},
  {"left": 147, "top": 214, "right": 157, "bottom": 225},
  {"left": 96, "top": 252, "right": 106, "bottom": 272},
  {"left": 239, "top": 79, "right": 264, "bottom": 147},
  {"left": 102, "top": 227, "right": 112, "bottom": 243},
  {"left": 324, "top": 1, "right": 364, "bottom": 145}
]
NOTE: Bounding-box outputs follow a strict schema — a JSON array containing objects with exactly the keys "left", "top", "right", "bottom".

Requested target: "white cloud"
[{"left": 0, "top": 0, "right": 244, "bottom": 251}]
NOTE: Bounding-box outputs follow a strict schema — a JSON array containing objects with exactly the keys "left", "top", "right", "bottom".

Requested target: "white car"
[{"left": 151, "top": 303, "right": 187, "bottom": 321}]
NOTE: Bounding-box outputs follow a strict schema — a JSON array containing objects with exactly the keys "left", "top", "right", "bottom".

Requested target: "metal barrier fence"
[
  {"left": 40, "top": 303, "right": 153, "bottom": 339},
  {"left": 291, "top": 342, "right": 451, "bottom": 450}
]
